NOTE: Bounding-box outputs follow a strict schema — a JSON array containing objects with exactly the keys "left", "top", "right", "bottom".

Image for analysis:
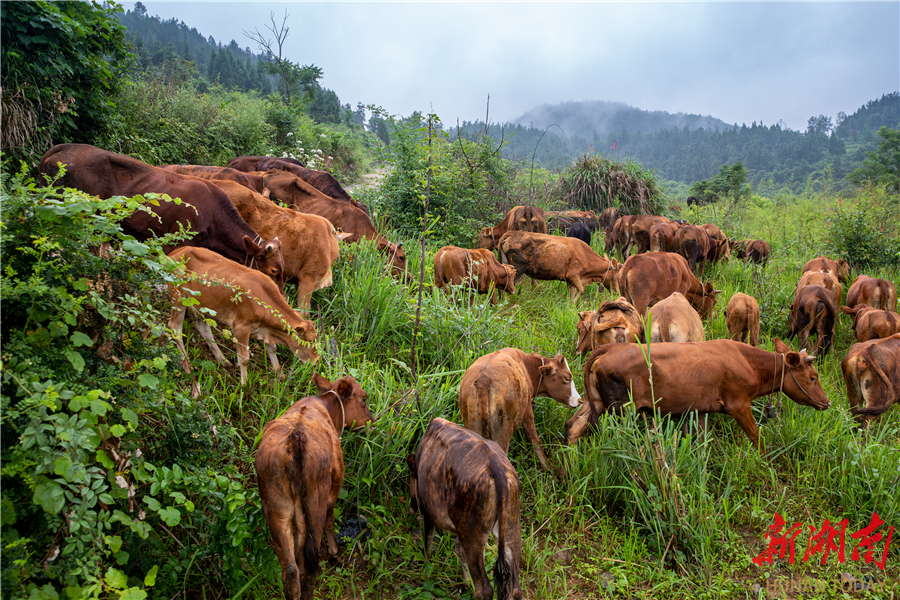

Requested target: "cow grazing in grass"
[
  {"left": 498, "top": 231, "right": 619, "bottom": 302},
  {"left": 700, "top": 223, "right": 730, "bottom": 264},
  {"left": 545, "top": 211, "right": 599, "bottom": 235},
  {"left": 802, "top": 255, "right": 851, "bottom": 284},
  {"left": 433, "top": 246, "right": 516, "bottom": 304},
  {"left": 674, "top": 224, "right": 712, "bottom": 275},
  {"left": 796, "top": 270, "right": 843, "bottom": 308},
  {"left": 648, "top": 292, "right": 704, "bottom": 343},
  {"left": 408, "top": 418, "right": 523, "bottom": 600},
  {"left": 569, "top": 338, "right": 829, "bottom": 449},
  {"left": 566, "top": 222, "right": 592, "bottom": 245},
  {"left": 256, "top": 374, "right": 375, "bottom": 600},
  {"left": 167, "top": 247, "right": 318, "bottom": 390},
  {"left": 40, "top": 144, "right": 285, "bottom": 292},
  {"left": 845, "top": 275, "right": 898, "bottom": 312},
  {"left": 840, "top": 305, "right": 900, "bottom": 342},
  {"left": 460, "top": 348, "right": 581, "bottom": 472},
  {"left": 788, "top": 284, "right": 837, "bottom": 357},
  {"left": 587, "top": 297, "right": 644, "bottom": 348},
  {"left": 160, "top": 164, "right": 267, "bottom": 194},
  {"left": 731, "top": 239, "right": 770, "bottom": 265},
  {"left": 227, "top": 155, "right": 358, "bottom": 206},
  {"left": 617, "top": 252, "right": 720, "bottom": 319},
  {"left": 599, "top": 207, "right": 620, "bottom": 231},
  {"left": 724, "top": 292, "right": 761, "bottom": 347},
  {"left": 622, "top": 215, "right": 671, "bottom": 256},
  {"left": 649, "top": 221, "right": 680, "bottom": 253},
  {"left": 478, "top": 206, "right": 547, "bottom": 251},
  {"left": 841, "top": 334, "right": 900, "bottom": 426},
  {"left": 212, "top": 179, "right": 349, "bottom": 308}
]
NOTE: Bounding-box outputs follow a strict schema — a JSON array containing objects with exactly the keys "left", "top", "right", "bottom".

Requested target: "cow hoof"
[{"left": 764, "top": 404, "right": 778, "bottom": 420}]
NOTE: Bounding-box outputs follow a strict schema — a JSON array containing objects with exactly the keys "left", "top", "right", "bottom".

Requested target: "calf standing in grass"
[
  {"left": 648, "top": 292, "right": 704, "bottom": 343},
  {"left": 460, "top": 348, "right": 581, "bottom": 472},
  {"left": 841, "top": 334, "right": 900, "bottom": 425},
  {"left": 724, "top": 292, "right": 760, "bottom": 346},
  {"left": 840, "top": 305, "right": 900, "bottom": 342},
  {"left": 256, "top": 374, "right": 376, "bottom": 600},
  {"left": 408, "top": 418, "right": 523, "bottom": 600}
]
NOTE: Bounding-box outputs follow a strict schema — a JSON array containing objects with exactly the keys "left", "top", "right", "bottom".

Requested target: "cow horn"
[
  {"left": 713, "top": 289, "right": 723, "bottom": 294},
  {"left": 266, "top": 243, "right": 276, "bottom": 254},
  {"left": 396, "top": 242, "right": 403, "bottom": 248},
  {"left": 804, "top": 355, "right": 815, "bottom": 364}
]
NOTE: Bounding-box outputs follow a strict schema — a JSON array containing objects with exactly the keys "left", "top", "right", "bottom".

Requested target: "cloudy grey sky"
[{"left": 141, "top": 2, "right": 899, "bottom": 132}]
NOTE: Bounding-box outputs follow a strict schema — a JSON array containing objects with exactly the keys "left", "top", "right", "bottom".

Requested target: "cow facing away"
[
  {"left": 566, "top": 222, "right": 592, "bottom": 245},
  {"left": 788, "top": 284, "right": 837, "bottom": 357},
  {"left": 796, "top": 270, "right": 843, "bottom": 309},
  {"left": 434, "top": 246, "right": 516, "bottom": 305},
  {"left": 460, "top": 348, "right": 581, "bottom": 472},
  {"left": 256, "top": 374, "right": 375, "bottom": 600},
  {"left": 478, "top": 205, "right": 547, "bottom": 251},
  {"left": 167, "top": 247, "right": 318, "bottom": 390},
  {"left": 648, "top": 292, "right": 704, "bottom": 343},
  {"left": 588, "top": 297, "right": 644, "bottom": 348},
  {"left": 731, "top": 239, "right": 770, "bottom": 265},
  {"left": 498, "top": 231, "right": 619, "bottom": 302},
  {"left": 802, "top": 255, "right": 851, "bottom": 284},
  {"left": 840, "top": 305, "right": 900, "bottom": 342},
  {"left": 845, "top": 275, "right": 898, "bottom": 312},
  {"left": 673, "top": 224, "right": 712, "bottom": 275},
  {"left": 40, "top": 144, "right": 286, "bottom": 292},
  {"left": 408, "top": 418, "right": 523, "bottom": 600},
  {"left": 724, "top": 292, "right": 761, "bottom": 346},
  {"left": 617, "top": 252, "right": 720, "bottom": 319},
  {"left": 572, "top": 338, "right": 829, "bottom": 450},
  {"left": 841, "top": 334, "right": 900, "bottom": 425}
]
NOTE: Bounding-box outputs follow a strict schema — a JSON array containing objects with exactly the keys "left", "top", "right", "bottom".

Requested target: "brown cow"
[
  {"left": 460, "top": 348, "right": 581, "bottom": 472},
  {"left": 544, "top": 211, "right": 599, "bottom": 235},
  {"left": 649, "top": 221, "right": 680, "bottom": 253},
  {"left": 802, "top": 255, "right": 851, "bottom": 284},
  {"left": 724, "top": 292, "right": 761, "bottom": 346},
  {"left": 575, "top": 310, "right": 596, "bottom": 355},
  {"left": 167, "top": 247, "right": 318, "bottom": 389},
  {"left": 841, "top": 334, "right": 900, "bottom": 425},
  {"left": 788, "top": 284, "right": 836, "bottom": 357},
  {"left": 588, "top": 297, "right": 644, "bottom": 348},
  {"left": 160, "top": 164, "right": 267, "bottom": 194},
  {"left": 478, "top": 206, "right": 547, "bottom": 250},
  {"left": 845, "top": 275, "right": 898, "bottom": 312},
  {"left": 796, "top": 270, "right": 842, "bottom": 308},
  {"left": 256, "top": 373, "right": 376, "bottom": 600},
  {"left": 434, "top": 246, "right": 516, "bottom": 304},
  {"left": 623, "top": 215, "right": 671, "bottom": 256},
  {"left": 211, "top": 180, "right": 348, "bottom": 308},
  {"left": 700, "top": 223, "right": 730, "bottom": 263},
  {"left": 731, "top": 239, "right": 770, "bottom": 265},
  {"left": 408, "top": 418, "right": 522, "bottom": 600},
  {"left": 648, "top": 292, "right": 704, "bottom": 343},
  {"left": 497, "top": 231, "right": 619, "bottom": 302},
  {"left": 599, "top": 207, "right": 620, "bottom": 231},
  {"left": 617, "top": 252, "right": 720, "bottom": 319},
  {"left": 840, "top": 305, "right": 900, "bottom": 342},
  {"left": 605, "top": 216, "right": 628, "bottom": 256},
  {"left": 40, "top": 144, "right": 286, "bottom": 292},
  {"left": 227, "top": 155, "right": 357, "bottom": 205},
  {"left": 255, "top": 170, "right": 409, "bottom": 281},
  {"left": 570, "top": 338, "right": 829, "bottom": 450},
  {"left": 674, "top": 224, "right": 712, "bottom": 275}
]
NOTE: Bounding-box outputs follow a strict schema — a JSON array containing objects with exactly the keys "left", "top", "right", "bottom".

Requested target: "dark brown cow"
[
  {"left": 497, "top": 231, "right": 619, "bottom": 302},
  {"left": 802, "top": 255, "right": 851, "bottom": 284},
  {"left": 227, "top": 155, "right": 357, "bottom": 205},
  {"left": 460, "top": 348, "right": 580, "bottom": 472},
  {"left": 649, "top": 221, "right": 680, "bottom": 253},
  {"left": 674, "top": 224, "right": 712, "bottom": 275},
  {"left": 788, "top": 284, "right": 836, "bottom": 357},
  {"left": 605, "top": 216, "right": 628, "bottom": 256},
  {"left": 434, "top": 246, "right": 516, "bottom": 304},
  {"left": 254, "top": 170, "right": 409, "bottom": 281},
  {"left": 841, "top": 334, "right": 900, "bottom": 425},
  {"left": 700, "top": 223, "right": 730, "bottom": 263},
  {"left": 160, "top": 164, "right": 266, "bottom": 194},
  {"left": 648, "top": 292, "right": 704, "bottom": 343},
  {"left": 840, "top": 305, "right": 900, "bottom": 342},
  {"left": 408, "top": 418, "right": 522, "bottom": 600},
  {"left": 478, "top": 206, "right": 547, "bottom": 250},
  {"left": 796, "top": 270, "right": 842, "bottom": 308},
  {"left": 211, "top": 180, "right": 348, "bottom": 308},
  {"left": 845, "top": 275, "right": 898, "bottom": 312},
  {"left": 40, "top": 144, "right": 285, "bottom": 292},
  {"left": 544, "top": 211, "right": 599, "bottom": 234},
  {"left": 731, "top": 239, "right": 770, "bottom": 265},
  {"left": 599, "top": 207, "right": 620, "bottom": 231},
  {"left": 167, "top": 247, "right": 318, "bottom": 389},
  {"left": 724, "top": 292, "right": 760, "bottom": 347},
  {"left": 569, "top": 338, "right": 829, "bottom": 450},
  {"left": 623, "top": 215, "right": 671, "bottom": 256},
  {"left": 617, "top": 252, "right": 720, "bottom": 318},
  {"left": 256, "top": 374, "right": 375, "bottom": 600}
]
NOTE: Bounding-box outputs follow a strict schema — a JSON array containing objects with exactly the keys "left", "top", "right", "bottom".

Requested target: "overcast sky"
[{"left": 141, "top": 1, "right": 899, "bottom": 132}]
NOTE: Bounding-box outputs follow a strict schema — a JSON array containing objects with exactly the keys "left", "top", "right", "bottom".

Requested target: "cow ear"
[
  {"left": 539, "top": 364, "right": 553, "bottom": 377},
  {"left": 785, "top": 352, "right": 802, "bottom": 368},
  {"left": 336, "top": 232, "right": 353, "bottom": 242},
  {"left": 773, "top": 337, "right": 790, "bottom": 354},
  {"left": 242, "top": 235, "right": 262, "bottom": 255},
  {"left": 335, "top": 378, "right": 354, "bottom": 401},
  {"left": 313, "top": 373, "right": 331, "bottom": 394}
]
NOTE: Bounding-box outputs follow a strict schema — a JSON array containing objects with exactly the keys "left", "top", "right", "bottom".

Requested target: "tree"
[{"left": 847, "top": 127, "right": 900, "bottom": 193}]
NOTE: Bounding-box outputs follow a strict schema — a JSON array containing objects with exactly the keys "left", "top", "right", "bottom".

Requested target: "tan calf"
[
  {"left": 256, "top": 374, "right": 375, "bottom": 600},
  {"left": 460, "top": 348, "right": 581, "bottom": 472},
  {"left": 434, "top": 246, "right": 516, "bottom": 304},
  {"left": 724, "top": 292, "right": 761, "bottom": 346},
  {"left": 840, "top": 305, "right": 900, "bottom": 342},
  {"left": 478, "top": 205, "right": 547, "bottom": 250},
  {"left": 648, "top": 292, "right": 704, "bottom": 343},
  {"left": 167, "top": 247, "right": 318, "bottom": 389},
  {"left": 845, "top": 275, "right": 898, "bottom": 312}
]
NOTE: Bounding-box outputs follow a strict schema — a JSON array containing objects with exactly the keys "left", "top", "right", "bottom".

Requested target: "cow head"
[
  {"left": 536, "top": 354, "right": 581, "bottom": 408},
  {"left": 837, "top": 259, "right": 852, "bottom": 283},
  {"left": 477, "top": 226, "right": 496, "bottom": 250},
  {"left": 575, "top": 310, "right": 596, "bottom": 355},
  {"left": 592, "top": 298, "right": 642, "bottom": 347},
  {"left": 243, "top": 235, "right": 285, "bottom": 294},
  {"left": 288, "top": 320, "right": 319, "bottom": 364},
  {"left": 717, "top": 238, "right": 731, "bottom": 262},
  {"left": 692, "top": 282, "right": 721, "bottom": 319},
  {"left": 376, "top": 238, "right": 410, "bottom": 282},
  {"left": 498, "top": 264, "right": 516, "bottom": 294},
  {"left": 564, "top": 400, "right": 599, "bottom": 445},
  {"left": 772, "top": 338, "right": 830, "bottom": 411},
  {"left": 313, "top": 373, "right": 376, "bottom": 432}
]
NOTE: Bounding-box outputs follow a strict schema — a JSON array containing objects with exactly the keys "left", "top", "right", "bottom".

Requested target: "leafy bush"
[
  {"left": 825, "top": 184, "right": 900, "bottom": 269},
  {"left": 555, "top": 154, "right": 667, "bottom": 215}
]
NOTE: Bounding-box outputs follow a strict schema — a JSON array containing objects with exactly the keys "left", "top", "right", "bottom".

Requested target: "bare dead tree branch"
[{"left": 243, "top": 10, "right": 293, "bottom": 105}]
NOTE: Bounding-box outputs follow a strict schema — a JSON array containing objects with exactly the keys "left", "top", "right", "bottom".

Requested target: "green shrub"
[
  {"left": 554, "top": 154, "right": 667, "bottom": 215},
  {"left": 825, "top": 184, "right": 900, "bottom": 269}
]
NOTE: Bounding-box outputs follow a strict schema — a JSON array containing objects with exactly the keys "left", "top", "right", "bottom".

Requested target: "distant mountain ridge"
[{"left": 513, "top": 100, "right": 735, "bottom": 140}]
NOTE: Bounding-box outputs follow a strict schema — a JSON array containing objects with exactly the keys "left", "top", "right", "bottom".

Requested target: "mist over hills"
[{"left": 513, "top": 100, "right": 735, "bottom": 141}]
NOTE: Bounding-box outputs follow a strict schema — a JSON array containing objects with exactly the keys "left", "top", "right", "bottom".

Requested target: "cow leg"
[
  {"left": 422, "top": 513, "right": 436, "bottom": 560},
  {"left": 457, "top": 531, "right": 492, "bottom": 600},
  {"left": 191, "top": 316, "right": 234, "bottom": 368},
  {"left": 264, "top": 343, "right": 284, "bottom": 379},
  {"left": 729, "top": 405, "right": 761, "bottom": 452},
  {"left": 323, "top": 503, "right": 339, "bottom": 559},
  {"left": 295, "top": 277, "right": 316, "bottom": 312},
  {"left": 568, "top": 279, "right": 585, "bottom": 303},
  {"left": 233, "top": 326, "right": 252, "bottom": 385},
  {"left": 522, "top": 405, "right": 552, "bottom": 471},
  {"left": 453, "top": 537, "right": 471, "bottom": 583},
  {"left": 265, "top": 507, "right": 303, "bottom": 600}
]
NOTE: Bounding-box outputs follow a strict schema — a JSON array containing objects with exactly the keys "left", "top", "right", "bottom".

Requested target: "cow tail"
[
  {"left": 289, "top": 429, "right": 321, "bottom": 580},
  {"left": 489, "top": 459, "right": 515, "bottom": 600}
]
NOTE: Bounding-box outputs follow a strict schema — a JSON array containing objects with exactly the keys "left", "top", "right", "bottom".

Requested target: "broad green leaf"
[
  {"left": 53, "top": 455, "right": 73, "bottom": 477},
  {"left": 64, "top": 350, "right": 85, "bottom": 373},
  {"left": 96, "top": 449, "right": 115, "bottom": 469},
  {"left": 157, "top": 506, "right": 180, "bottom": 527},
  {"left": 121, "top": 239, "right": 150, "bottom": 256},
  {"left": 69, "top": 332, "right": 94, "bottom": 347},
  {"left": 119, "top": 588, "right": 147, "bottom": 600},
  {"left": 26, "top": 583, "right": 59, "bottom": 600},
  {"left": 137, "top": 374, "right": 159, "bottom": 389},
  {"left": 89, "top": 398, "right": 109, "bottom": 416},
  {"left": 103, "top": 567, "right": 127, "bottom": 589},
  {"left": 121, "top": 407, "right": 139, "bottom": 427},
  {"left": 143, "top": 496, "right": 161, "bottom": 511},
  {"left": 143, "top": 565, "right": 159, "bottom": 587},
  {"left": 34, "top": 480, "right": 66, "bottom": 515},
  {"left": 110, "top": 424, "right": 127, "bottom": 437}
]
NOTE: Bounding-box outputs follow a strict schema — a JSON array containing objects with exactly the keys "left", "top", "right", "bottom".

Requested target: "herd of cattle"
[{"left": 38, "top": 144, "right": 898, "bottom": 600}]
